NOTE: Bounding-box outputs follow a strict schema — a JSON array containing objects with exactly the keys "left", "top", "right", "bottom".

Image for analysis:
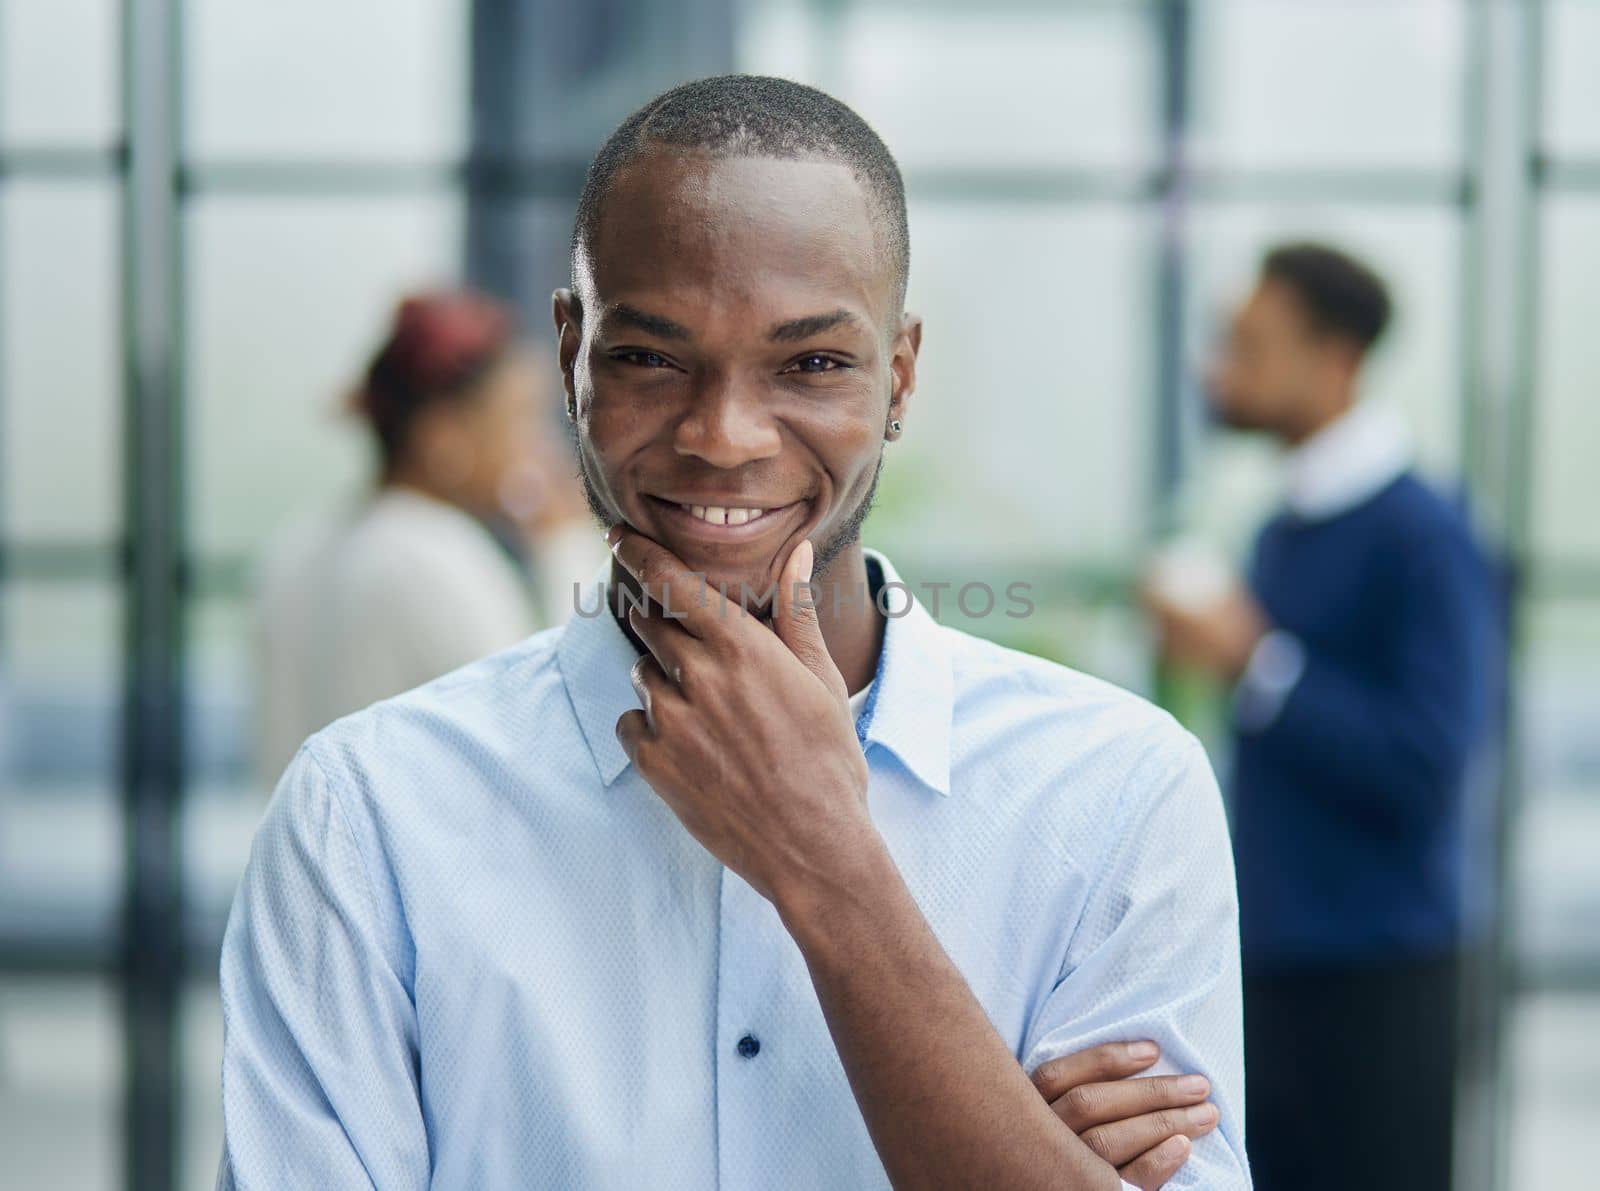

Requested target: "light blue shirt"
[{"left": 218, "top": 550, "right": 1250, "bottom": 1189}]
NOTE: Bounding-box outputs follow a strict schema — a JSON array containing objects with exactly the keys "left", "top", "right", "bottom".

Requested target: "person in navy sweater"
[{"left": 1144, "top": 242, "right": 1500, "bottom": 1191}]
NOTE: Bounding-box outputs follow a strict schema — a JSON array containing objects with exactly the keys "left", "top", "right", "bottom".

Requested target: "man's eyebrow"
[
  {"left": 604, "top": 303, "right": 693, "bottom": 341},
  {"left": 768, "top": 308, "right": 862, "bottom": 343}
]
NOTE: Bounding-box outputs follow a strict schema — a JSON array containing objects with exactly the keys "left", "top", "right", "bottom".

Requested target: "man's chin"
[{"left": 687, "top": 562, "right": 784, "bottom": 618}]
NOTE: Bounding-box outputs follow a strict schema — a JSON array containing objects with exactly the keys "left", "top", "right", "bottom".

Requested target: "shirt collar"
[
  {"left": 854, "top": 548, "right": 954, "bottom": 797},
  {"left": 1284, "top": 400, "right": 1412, "bottom": 521},
  {"left": 555, "top": 546, "right": 954, "bottom": 797}
]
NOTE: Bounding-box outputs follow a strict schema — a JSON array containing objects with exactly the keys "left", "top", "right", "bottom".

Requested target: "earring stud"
[{"left": 889, "top": 419, "right": 902, "bottom": 434}]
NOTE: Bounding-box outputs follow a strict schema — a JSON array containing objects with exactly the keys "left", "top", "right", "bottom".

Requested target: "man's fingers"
[
  {"left": 628, "top": 657, "right": 659, "bottom": 730},
  {"left": 1117, "top": 1134, "right": 1193, "bottom": 1191},
  {"left": 1029, "top": 1042, "right": 1161, "bottom": 1102},
  {"left": 627, "top": 653, "right": 689, "bottom": 735},
  {"left": 771, "top": 539, "right": 847, "bottom": 697},
  {"left": 614, "top": 708, "right": 650, "bottom": 767},
  {"left": 1048, "top": 1072, "right": 1210, "bottom": 1131},
  {"left": 1077, "top": 1103, "right": 1218, "bottom": 1171},
  {"left": 627, "top": 603, "right": 694, "bottom": 690},
  {"left": 608, "top": 525, "right": 726, "bottom": 636}
]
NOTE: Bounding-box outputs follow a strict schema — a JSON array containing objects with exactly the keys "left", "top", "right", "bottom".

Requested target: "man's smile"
[{"left": 643, "top": 492, "right": 811, "bottom": 547}]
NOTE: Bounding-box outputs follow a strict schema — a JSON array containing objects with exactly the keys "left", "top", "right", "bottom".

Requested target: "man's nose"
[{"left": 672, "top": 377, "right": 783, "bottom": 469}]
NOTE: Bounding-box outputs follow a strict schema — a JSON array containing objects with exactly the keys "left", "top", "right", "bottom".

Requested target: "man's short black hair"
[
  {"left": 1261, "top": 241, "right": 1392, "bottom": 353},
  {"left": 571, "top": 74, "right": 910, "bottom": 315}
]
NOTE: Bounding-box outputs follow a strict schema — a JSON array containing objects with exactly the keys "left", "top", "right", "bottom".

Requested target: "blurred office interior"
[{"left": 0, "top": 1, "right": 1595, "bottom": 1188}]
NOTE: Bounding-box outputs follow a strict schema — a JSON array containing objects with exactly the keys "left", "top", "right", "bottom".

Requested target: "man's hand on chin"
[{"left": 608, "top": 525, "right": 878, "bottom": 913}]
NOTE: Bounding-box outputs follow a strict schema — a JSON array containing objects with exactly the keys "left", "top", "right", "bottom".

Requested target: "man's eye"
[
  {"left": 615, "top": 350, "right": 671, "bottom": 368},
  {"left": 788, "top": 354, "right": 844, "bottom": 374}
]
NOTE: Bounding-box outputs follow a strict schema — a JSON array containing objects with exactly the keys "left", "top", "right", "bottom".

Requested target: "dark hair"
[
  {"left": 571, "top": 74, "right": 910, "bottom": 314},
  {"left": 349, "top": 289, "right": 514, "bottom": 466},
  {"left": 1261, "top": 242, "right": 1393, "bottom": 353}
]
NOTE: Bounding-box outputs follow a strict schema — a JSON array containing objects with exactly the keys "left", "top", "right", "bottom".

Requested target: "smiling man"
[{"left": 218, "top": 76, "right": 1250, "bottom": 1190}]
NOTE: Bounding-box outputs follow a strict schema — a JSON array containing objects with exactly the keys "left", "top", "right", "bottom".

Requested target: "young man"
[
  {"left": 1146, "top": 243, "right": 1499, "bottom": 1191},
  {"left": 219, "top": 75, "right": 1250, "bottom": 1189}
]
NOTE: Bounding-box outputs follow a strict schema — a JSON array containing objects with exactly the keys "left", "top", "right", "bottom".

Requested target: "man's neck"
[
  {"left": 812, "top": 541, "right": 887, "bottom": 698},
  {"left": 1280, "top": 391, "right": 1355, "bottom": 448}
]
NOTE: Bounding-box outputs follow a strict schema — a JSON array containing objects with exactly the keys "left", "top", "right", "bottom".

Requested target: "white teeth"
[{"left": 678, "top": 503, "right": 768, "bottom": 526}]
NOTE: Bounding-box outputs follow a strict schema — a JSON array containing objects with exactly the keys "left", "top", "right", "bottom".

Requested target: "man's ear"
[
  {"left": 887, "top": 311, "right": 923, "bottom": 434},
  {"left": 552, "top": 288, "right": 583, "bottom": 421}
]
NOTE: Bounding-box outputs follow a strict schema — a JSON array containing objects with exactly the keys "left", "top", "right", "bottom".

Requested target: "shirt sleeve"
[
  {"left": 1020, "top": 733, "right": 1251, "bottom": 1190},
  {"left": 218, "top": 743, "right": 429, "bottom": 1190}
]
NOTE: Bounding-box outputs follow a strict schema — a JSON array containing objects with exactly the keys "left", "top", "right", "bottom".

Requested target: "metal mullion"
[
  {"left": 119, "top": 1, "right": 185, "bottom": 1188},
  {"left": 1185, "top": 166, "right": 1471, "bottom": 205},
  {"left": 901, "top": 167, "right": 1161, "bottom": 205},
  {"left": 1488, "top": 4, "right": 1549, "bottom": 1191},
  {"left": 1454, "top": 2, "right": 1500, "bottom": 1187},
  {"left": 180, "top": 158, "right": 464, "bottom": 197},
  {"left": 1144, "top": 0, "right": 1190, "bottom": 713},
  {"left": 0, "top": 145, "right": 126, "bottom": 181},
  {"left": 179, "top": 156, "right": 596, "bottom": 200},
  {"left": 0, "top": 8, "right": 6, "bottom": 669},
  {"left": 1536, "top": 156, "right": 1600, "bottom": 191},
  {"left": 1527, "top": 559, "right": 1600, "bottom": 601},
  {"left": 0, "top": 936, "right": 225, "bottom": 982},
  {"left": 1152, "top": 0, "right": 1190, "bottom": 537},
  {"left": 0, "top": 541, "right": 122, "bottom": 582}
]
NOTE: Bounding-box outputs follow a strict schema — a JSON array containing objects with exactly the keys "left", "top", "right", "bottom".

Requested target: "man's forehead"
[{"left": 582, "top": 149, "right": 895, "bottom": 321}]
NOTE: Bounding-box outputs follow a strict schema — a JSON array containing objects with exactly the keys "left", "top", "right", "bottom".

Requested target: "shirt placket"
[{"left": 714, "top": 863, "right": 789, "bottom": 1189}]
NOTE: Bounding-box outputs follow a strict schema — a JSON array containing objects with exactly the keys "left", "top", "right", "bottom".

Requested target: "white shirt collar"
[{"left": 1284, "top": 401, "right": 1412, "bottom": 520}]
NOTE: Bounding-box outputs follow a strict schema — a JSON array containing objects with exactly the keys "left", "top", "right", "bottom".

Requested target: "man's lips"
[{"left": 644, "top": 493, "right": 809, "bottom": 544}]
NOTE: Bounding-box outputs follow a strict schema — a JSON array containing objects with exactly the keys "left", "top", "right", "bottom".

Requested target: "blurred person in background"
[
  {"left": 253, "top": 288, "right": 601, "bottom": 785},
  {"left": 1145, "top": 243, "right": 1500, "bottom": 1191}
]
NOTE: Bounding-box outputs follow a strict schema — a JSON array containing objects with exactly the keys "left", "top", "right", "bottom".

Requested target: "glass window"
[
  {"left": 1532, "top": 197, "right": 1600, "bottom": 562},
  {"left": 469, "top": 196, "right": 581, "bottom": 315},
  {"left": 1179, "top": 203, "right": 1464, "bottom": 546},
  {"left": 739, "top": 0, "right": 1158, "bottom": 172},
  {"left": 181, "top": 980, "right": 225, "bottom": 1191},
  {"left": 1509, "top": 992, "right": 1600, "bottom": 1187},
  {"left": 182, "top": 0, "right": 468, "bottom": 163},
  {"left": 1514, "top": 599, "right": 1600, "bottom": 976},
  {"left": 0, "top": 582, "right": 121, "bottom": 948},
  {"left": 0, "top": 977, "right": 121, "bottom": 1191},
  {"left": 0, "top": 0, "right": 120, "bottom": 150},
  {"left": 184, "top": 594, "right": 264, "bottom": 951},
  {"left": 0, "top": 179, "right": 122, "bottom": 542},
  {"left": 1544, "top": 0, "right": 1600, "bottom": 161},
  {"left": 183, "top": 193, "right": 464, "bottom": 559},
  {"left": 868, "top": 201, "right": 1152, "bottom": 568},
  {"left": 1189, "top": 0, "right": 1466, "bottom": 170}
]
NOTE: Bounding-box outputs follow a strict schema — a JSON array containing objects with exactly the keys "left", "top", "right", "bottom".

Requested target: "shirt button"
[{"left": 736, "top": 1033, "right": 761, "bottom": 1059}]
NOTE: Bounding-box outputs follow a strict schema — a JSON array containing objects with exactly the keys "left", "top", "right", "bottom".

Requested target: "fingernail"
[
  {"left": 1161, "top": 1135, "right": 1191, "bottom": 1160},
  {"left": 799, "top": 539, "right": 814, "bottom": 581},
  {"left": 1187, "top": 1103, "right": 1218, "bottom": 1127},
  {"left": 605, "top": 523, "right": 622, "bottom": 547},
  {"left": 1129, "top": 1041, "right": 1159, "bottom": 1061},
  {"left": 1177, "top": 1075, "right": 1209, "bottom": 1095}
]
